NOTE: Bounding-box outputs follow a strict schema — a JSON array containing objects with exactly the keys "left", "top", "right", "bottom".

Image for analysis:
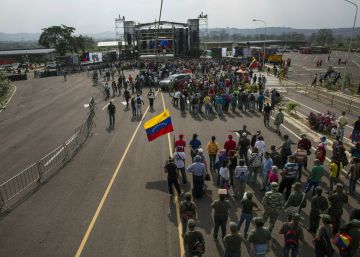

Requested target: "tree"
[
  {"left": 39, "top": 25, "right": 76, "bottom": 55},
  {"left": 0, "top": 72, "right": 11, "bottom": 105},
  {"left": 72, "top": 35, "right": 96, "bottom": 52},
  {"left": 218, "top": 29, "right": 229, "bottom": 42},
  {"left": 315, "top": 29, "right": 334, "bottom": 46}
]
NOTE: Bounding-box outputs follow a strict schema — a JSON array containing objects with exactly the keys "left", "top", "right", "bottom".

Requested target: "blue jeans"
[
  {"left": 217, "top": 103, "right": 223, "bottom": 114},
  {"left": 248, "top": 166, "right": 261, "bottom": 185},
  {"left": 252, "top": 244, "right": 268, "bottom": 257},
  {"left": 209, "top": 154, "right": 216, "bottom": 171},
  {"left": 337, "top": 127, "right": 345, "bottom": 141},
  {"left": 237, "top": 213, "right": 253, "bottom": 237},
  {"left": 182, "top": 219, "right": 188, "bottom": 236},
  {"left": 303, "top": 180, "right": 319, "bottom": 196},
  {"left": 283, "top": 245, "right": 299, "bottom": 257},
  {"left": 349, "top": 178, "right": 357, "bottom": 193}
]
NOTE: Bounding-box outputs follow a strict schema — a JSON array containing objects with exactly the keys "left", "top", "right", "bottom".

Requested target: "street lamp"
[
  {"left": 252, "top": 19, "right": 267, "bottom": 68},
  {"left": 155, "top": 0, "right": 164, "bottom": 69},
  {"left": 343, "top": 0, "right": 358, "bottom": 92}
]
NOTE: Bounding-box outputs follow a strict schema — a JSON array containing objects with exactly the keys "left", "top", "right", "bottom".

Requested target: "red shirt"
[
  {"left": 298, "top": 138, "right": 312, "bottom": 150},
  {"left": 316, "top": 144, "right": 326, "bottom": 163},
  {"left": 224, "top": 139, "right": 236, "bottom": 154},
  {"left": 175, "top": 139, "right": 186, "bottom": 151}
]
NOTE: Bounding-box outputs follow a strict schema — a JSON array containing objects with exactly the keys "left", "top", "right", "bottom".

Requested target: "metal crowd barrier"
[
  {"left": 0, "top": 97, "right": 96, "bottom": 213},
  {"left": 287, "top": 82, "right": 360, "bottom": 114}
]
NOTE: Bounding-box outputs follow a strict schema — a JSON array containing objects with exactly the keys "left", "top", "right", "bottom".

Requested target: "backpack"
[
  {"left": 236, "top": 167, "right": 248, "bottom": 182},
  {"left": 182, "top": 203, "right": 194, "bottom": 221},
  {"left": 284, "top": 224, "right": 299, "bottom": 247},
  {"left": 192, "top": 233, "right": 205, "bottom": 255},
  {"left": 334, "top": 227, "right": 353, "bottom": 253},
  {"left": 136, "top": 97, "right": 142, "bottom": 104}
]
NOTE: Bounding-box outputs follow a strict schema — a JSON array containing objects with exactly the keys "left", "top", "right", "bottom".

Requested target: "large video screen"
[{"left": 148, "top": 40, "right": 173, "bottom": 49}]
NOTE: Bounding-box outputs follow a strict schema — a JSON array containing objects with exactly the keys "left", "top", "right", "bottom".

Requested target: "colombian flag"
[{"left": 144, "top": 110, "right": 174, "bottom": 142}]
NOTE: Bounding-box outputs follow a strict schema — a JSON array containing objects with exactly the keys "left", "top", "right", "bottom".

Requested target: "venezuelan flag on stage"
[{"left": 144, "top": 110, "right": 174, "bottom": 142}]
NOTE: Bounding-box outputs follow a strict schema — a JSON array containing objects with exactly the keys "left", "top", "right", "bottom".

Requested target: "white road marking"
[
  {"left": 102, "top": 103, "right": 109, "bottom": 110},
  {"left": 304, "top": 68, "right": 326, "bottom": 71},
  {"left": 352, "top": 60, "right": 360, "bottom": 68},
  {"left": 0, "top": 85, "right": 17, "bottom": 113}
]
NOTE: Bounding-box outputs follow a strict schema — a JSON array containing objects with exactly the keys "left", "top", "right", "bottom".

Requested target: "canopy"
[{"left": 236, "top": 69, "right": 249, "bottom": 74}]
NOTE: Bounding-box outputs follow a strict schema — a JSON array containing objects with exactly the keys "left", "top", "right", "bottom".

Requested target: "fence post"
[
  {"left": 330, "top": 95, "right": 334, "bottom": 107},
  {"left": 0, "top": 190, "right": 10, "bottom": 213},
  {"left": 63, "top": 143, "right": 69, "bottom": 162},
  {"left": 36, "top": 161, "right": 44, "bottom": 184}
]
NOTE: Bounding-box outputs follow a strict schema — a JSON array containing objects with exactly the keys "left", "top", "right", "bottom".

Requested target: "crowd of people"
[
  {"left": 94, "top": 58, "right": 360, "bottom": 257},
  {"left": 164, "top": 130, "right": 360, "bottom": 257}
]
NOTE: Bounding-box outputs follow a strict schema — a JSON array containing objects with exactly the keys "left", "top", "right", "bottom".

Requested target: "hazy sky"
[{"left": 0, "top": 0, "right": 357, "bottom": 33}]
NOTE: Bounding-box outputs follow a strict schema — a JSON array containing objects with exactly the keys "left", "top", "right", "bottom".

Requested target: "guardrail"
[
  {"left": 0, "top": 97, "right": 96, "bottom": 213},
  {"left": 286, "top": 82, "right": 360, "bottom": 114}
]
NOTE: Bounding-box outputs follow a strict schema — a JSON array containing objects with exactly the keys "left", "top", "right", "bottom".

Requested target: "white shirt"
[
  {"left": 255, "top": 140, "right": 266, "bottom": 153},
  {"left": 173, "top": 151, "right": 186, "bottom": 168},
  {"left": 174, "top": 91, "right": 181, "bottom": 98},
  {"left": 219, "top": 167, "right": 230, "bottom": 180}
]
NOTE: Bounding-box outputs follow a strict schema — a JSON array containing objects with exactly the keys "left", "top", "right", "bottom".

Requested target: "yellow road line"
[
  {"left": 74, "top": 91, "right": 158, "bottom": 257},
  {"left": 160, "top": 91, "right": 185, "bottom": 257}
]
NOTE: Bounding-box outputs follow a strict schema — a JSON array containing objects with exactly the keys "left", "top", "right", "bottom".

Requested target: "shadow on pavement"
[
  {"left": 215, "top": 240, "right": 224, "bottom": 257},
  {"left": 196, "top": 193, "right": 214, "bottom": 235},
  {"left": 145, "top": 180, "right": 168, "bottom": 193},
  {"left": 218, "top": 115, "right": 227, "bottom": 122},
  {"left": 271, "top": 238, "right": 283, "bottom": 256},
  {"left": 168, "top": 196, "right": 178, "bottom": 227}
]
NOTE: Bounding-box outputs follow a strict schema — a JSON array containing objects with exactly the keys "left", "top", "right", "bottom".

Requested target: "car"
[
  {"left": 159, "top": 73, "right": 195, "bottom": 90},
  {"left": 46, "top": 61, "right": 58, "bottom": 69},
  {"left": 278, "top": 48, "right": 291, "bottom": 53}
]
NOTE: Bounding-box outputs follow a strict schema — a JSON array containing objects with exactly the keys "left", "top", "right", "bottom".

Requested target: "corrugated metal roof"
[{"left": 0, "top": 48, "right": 56, "bottom": 56}]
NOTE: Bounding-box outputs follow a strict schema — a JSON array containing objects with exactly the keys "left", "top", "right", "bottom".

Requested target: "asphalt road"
[
  {"left": 0, "top": 71, "right": 358, "bottom": 257},
  {"left": 262, "top": 74, "right": 357, "bottom": 144},
  {"left": 0, "top": 73, "right": 100, "bottom": 183},
  {"left": 283, "top": 51, "right": 360, "bottom": 86}
]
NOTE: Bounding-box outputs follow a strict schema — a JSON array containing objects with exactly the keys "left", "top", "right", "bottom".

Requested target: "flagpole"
[{"left": 173, "top": 131, "right": 176, "bottom": 151}]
